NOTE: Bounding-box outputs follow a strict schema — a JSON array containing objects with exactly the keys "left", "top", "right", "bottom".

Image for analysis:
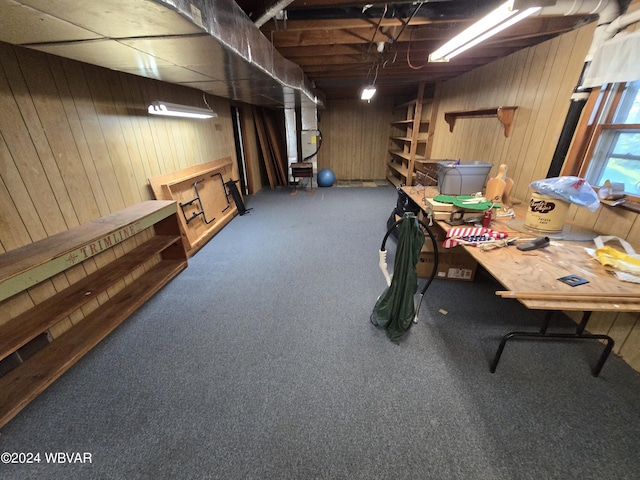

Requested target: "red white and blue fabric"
[{"left": 443, "top": 227, "right": 508, "bottom": 248}]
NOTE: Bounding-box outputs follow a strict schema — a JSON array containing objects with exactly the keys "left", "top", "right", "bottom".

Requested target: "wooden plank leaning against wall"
[
  {"left": 428, "top": 19, "right": 640, "bottom": 371},
  {"left": 0, "top": 41, "right": 238, "bottom": 342}
]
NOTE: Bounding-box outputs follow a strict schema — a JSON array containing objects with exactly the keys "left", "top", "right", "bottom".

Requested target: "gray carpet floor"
[{"left": 1, "top": 186, "right": 640, "bottom": 480}]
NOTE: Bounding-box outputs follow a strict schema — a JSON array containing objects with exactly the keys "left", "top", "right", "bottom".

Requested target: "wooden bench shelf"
[
  {"left": 391, "top": 119, "right": 415, "bottom": 126},
  {"left": 390, "top": 136, "right": 414, "bottom": 142},
  {"left": 0, "top": 235, "right": 181, "bottom": 360},
  {"left": 0, "top": 200, "right": 187, "bottom": 428},
  {"left": 444, "top": 106, "right": 518, "bottom": 137},
  {"left": 388, "top": 160, "right": 410, "bottom": 178},
  {"left": 389, "top": 150, "right": 426, "bottom": 162}
]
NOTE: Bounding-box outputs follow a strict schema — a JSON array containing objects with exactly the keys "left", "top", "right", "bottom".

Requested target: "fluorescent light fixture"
[
  {"left": 361, "top": 86, "right": 376, "bottom": 101},
  {"left": 148, "top": 101, "right": 217, "bottom": 119},
  {"left": 428, "top": 0, "right": 541, "bottom": 62}
]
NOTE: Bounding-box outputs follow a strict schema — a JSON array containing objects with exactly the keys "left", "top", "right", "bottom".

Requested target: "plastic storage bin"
[{"left": 437, "top": 160, "right": 493, "bottom": 195}]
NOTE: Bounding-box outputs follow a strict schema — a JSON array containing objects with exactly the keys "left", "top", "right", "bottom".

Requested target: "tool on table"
[
  {"left": 485, "top": 164, "right": 507, "bottom": 204},
  {"left": 516, "top": 236, "right": 550, "bottom": 251},
  {"left": 558, "top": 275, "right": 589, "bottom": 287}
]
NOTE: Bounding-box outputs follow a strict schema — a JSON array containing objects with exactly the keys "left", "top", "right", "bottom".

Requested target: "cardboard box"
[
  {"left": 417, "top": 214, "right": 445, "bottom": 252},
  {"left": 417, "top": 250, "right": 477, "bottom": 281}
]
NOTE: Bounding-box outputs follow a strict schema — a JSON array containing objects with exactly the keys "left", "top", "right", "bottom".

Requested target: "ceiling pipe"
[
  {"left": 157, "top": 0, "right": 322, "bottom": 109},
  {"left": 599, "top": 3, "right": 640, "bottom": 43},
  {"left": 254, "top": 0, "right": 295, "bottom": 28},
  {"left": 366, "top": 4, "right": 389, "bottom": 55}
]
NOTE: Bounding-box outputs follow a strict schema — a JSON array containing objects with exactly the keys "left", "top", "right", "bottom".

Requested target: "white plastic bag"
[{"left": 530, "top": 177, "right": 600, "bottom": 212}]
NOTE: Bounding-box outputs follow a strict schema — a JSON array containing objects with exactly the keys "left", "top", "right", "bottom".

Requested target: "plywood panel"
[
  {"left": 17, "top": 48, "right": 101, "bottom": 226},
  {"left": 239, "top": 104, "right": 261, "bottom": 194},
  {"left": 48, "top": 56, "right": 112, "bottom": 218},
  {"left": 60, "top": 59, "right": 128, "bottom": 213},
  {"left": 318, "top": 96, "right": 393, "bottom": 180},
  {"left": 5, "top": 49, "right": 80, "bottom": 233},
  {"left": 0, "top": 46, "right": 65, "bottom": 239},
  {"left": 0, "top": 41, "right": 236, "bottom": 255},
  {"left": 106, "top": 73, "right": 149, "bottom": 204},
  {"left": 85, "top": 66, "right": 142, "bottom": 207},
  {"left": 0, "top": 137, "right": 42, "bottom": 249}
]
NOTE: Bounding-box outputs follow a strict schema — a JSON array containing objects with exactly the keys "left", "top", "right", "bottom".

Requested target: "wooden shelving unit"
[
  {"left": 387, "top": 82, "right": 430, "bottom": 187},
  {"left": 0, "top": 201, "right": 187, "bottom": 428},
  {"left": 444, "top": 106, "right": 518, "bottom": 137}
]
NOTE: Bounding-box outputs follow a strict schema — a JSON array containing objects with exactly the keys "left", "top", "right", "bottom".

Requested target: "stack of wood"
[{"left": 253, "top": 107, "right": 288, "bottom": 189}]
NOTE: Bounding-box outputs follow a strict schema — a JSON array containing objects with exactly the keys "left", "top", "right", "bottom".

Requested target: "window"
[{"left": 576, "top": 80, "right": 640, "bottom": 197}]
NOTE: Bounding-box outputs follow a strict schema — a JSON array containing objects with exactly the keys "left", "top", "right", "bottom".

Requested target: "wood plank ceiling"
[{"left": 239, "top": 0, "right": 598, "bottom": 100}]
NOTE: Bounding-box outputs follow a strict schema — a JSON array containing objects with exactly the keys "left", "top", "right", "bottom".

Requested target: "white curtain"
[{"left": 581, "top": 30, "right": 640, "bottom": 88}]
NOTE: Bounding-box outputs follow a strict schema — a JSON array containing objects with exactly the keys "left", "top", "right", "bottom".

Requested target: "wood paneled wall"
[
  {"left": 430, "top": 24, "right": 596, "bottom": 201},
  {"left": 429, "top": 18, "right": 640, "bottom": 371},
  {"left": 0, "top": 41, "right": 237, "bottom": 254},
  {"left": 317, "top": 97, "right": 394, "bottom": 180}
]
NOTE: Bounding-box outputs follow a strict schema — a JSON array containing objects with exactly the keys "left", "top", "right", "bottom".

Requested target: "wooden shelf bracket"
[{"left": 444, "top": 106, "right": 518, "bottom": 137}]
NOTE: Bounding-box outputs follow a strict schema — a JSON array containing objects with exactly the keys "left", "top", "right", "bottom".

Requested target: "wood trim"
[{"left": 444, "top": 106, "right": 518, "bottom": 137}]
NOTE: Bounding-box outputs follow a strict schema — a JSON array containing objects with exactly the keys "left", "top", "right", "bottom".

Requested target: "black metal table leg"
[{"left": 490, "top": 310, "right": 615, "bottom": 377}]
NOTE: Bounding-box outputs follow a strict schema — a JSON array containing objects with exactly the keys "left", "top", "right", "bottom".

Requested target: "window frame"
[{"left": 564, "top": 82, "right": 640, "bottom": 200}]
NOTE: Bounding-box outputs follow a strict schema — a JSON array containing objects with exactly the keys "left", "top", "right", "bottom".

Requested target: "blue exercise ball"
[{"left": 317, "top": 168, "right": 335, "bottom": 187}]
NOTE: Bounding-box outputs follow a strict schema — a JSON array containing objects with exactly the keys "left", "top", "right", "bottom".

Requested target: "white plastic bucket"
[{"left": 524, "top": 192, "right": 569, "bottom": 232}]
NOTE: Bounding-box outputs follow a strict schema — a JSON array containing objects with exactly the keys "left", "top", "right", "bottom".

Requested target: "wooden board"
[
  {"left": 148, "top": 158, "right": 238, "bottom": 256},
  {"left": 317, "top": 97, "right": 393, "bottom": 180},
  {"left": 253, "top": 107, "right": 277, "bottom": 189}
]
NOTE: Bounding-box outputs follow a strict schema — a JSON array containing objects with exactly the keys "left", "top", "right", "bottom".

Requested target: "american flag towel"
[{"left": 443, "top": 227, "right": 508, "bottom": 248}]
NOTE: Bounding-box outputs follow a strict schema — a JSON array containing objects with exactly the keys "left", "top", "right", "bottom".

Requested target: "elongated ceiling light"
[
  {"left": 429, "top": 0, "right": 542, "bottom": 62},
  {"left": 148, "top": 101, "right": 217, "bottom": 119}
]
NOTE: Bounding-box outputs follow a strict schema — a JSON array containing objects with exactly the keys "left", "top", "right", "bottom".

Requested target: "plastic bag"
[
  {"left": 585, "top": 236, "right": 640, "bottom": 283},
  {"left": 529, "top": 177, "right": 600, "bottom": 212}
]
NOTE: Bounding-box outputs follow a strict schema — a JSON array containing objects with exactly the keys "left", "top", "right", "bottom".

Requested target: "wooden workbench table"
[{"left": 402, "top": 185, "right": 640, "bottom": 375}]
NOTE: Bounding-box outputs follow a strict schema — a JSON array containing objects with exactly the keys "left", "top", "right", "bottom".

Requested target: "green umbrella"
[{"left": 371, "top": 212, "right": 426, "bottom": 340}]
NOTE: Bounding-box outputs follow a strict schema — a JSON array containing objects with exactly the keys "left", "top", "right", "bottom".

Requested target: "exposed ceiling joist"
[
  {"left": 240, "top": 0, "right": 604, "bottom": 99},
  {"left": 0, "top": 0, "right": 612, "bottom": 105}
]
